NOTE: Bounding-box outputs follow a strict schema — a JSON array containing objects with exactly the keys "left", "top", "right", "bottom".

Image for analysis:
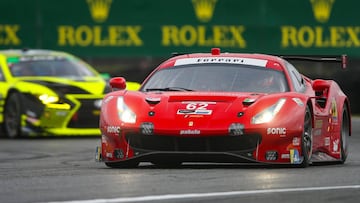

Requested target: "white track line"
[{"left": 45, "top": 185, "right": 360, "bottom": 203}]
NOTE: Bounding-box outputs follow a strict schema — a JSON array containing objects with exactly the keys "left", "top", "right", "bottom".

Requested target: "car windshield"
[
  {"left": 8, "top": 57, "right": 96, "bottom": 78},
  {"left": 142, "top": 64, "right": 289, "bottom": 93}
]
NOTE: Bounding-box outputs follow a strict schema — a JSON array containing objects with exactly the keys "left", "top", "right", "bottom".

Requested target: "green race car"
[{"left": 0, "top": 49, "right": 110, "bottom": 138}]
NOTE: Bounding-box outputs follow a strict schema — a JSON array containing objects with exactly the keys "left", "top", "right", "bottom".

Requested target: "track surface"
[{"left": 0, "top": 118, "right": 360, "bottom": 203}]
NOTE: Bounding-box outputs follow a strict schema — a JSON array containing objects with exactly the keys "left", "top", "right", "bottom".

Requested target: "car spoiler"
[{"left": 280, "top": 55, "right": 347, "bottom": 69}]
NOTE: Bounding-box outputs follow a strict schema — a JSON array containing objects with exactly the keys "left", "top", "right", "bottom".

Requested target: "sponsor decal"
[
  {"left": 188, "top": 121, "right": 194, "bottom": 126},
  {"left": 103, "top": 95, "right": 114, "bottom": 104},
  {"left": 106, "top": 152, "right": 113, "bottom": 158},
  {"left": 325, "top": 137, "right": 330, "bottom": 146},
  {"left": 19, "top": 55, "right": 64, "bottom": 61},
  {"left": 290, "top": 149, "right": 302, "bottom": 164},
  {"left": 267, "top": 127, "right": 286, "bottom": 135},
  {"left": 330, "top": 98, "right": 338, "bottom": 124},
  {"left": 314, "top": 129, "right": 322, "bottom": 136},
  {"left": 192, "top": 0, "right": 218, "bottom": 23},
  {"left": 180, "top": 129, "right": 201, "bottom": 135},
  {"left": 95, "top": 146, "right": 102, "bottom": 161},
  {"left": 161, "top": 25, "right": 246, "bottom": 48},
  {"left": 310, "top": 0, "right": 335, "bottom": 23},
  {"left": 184, "top": 114, "right": 204, "bottom": 118},
  {"left": 174, "top": 57, "right": 267, "bottom": 67},
  {"left": 292, "top": 137, "right": 300, "bottom": 146},
  {"left": 177, "top": 101, "right": 215, "bottom": 115},
  {"left": 281, "top": 154, "right": 290, "bottom": 159},
  {"left": 177, "top": 109, "right": 212, "bottom": 115},
  {"left": 86, "top": 0, "right": 113, "bottom": 23},
  {"left": 0, "top": 24, "right": 21, "bottom": 46},
  {"left": 333, "top": 139, "right": 339, "bottom": 152},
  {"left": 55, "top": 111, "right": 68, "bottom": 116},
  {"left": 315, "top": 119, "right": 323, "bottom": 128},
  {"left": 107, "top": 126, "right": 120, "bottom": 133}
]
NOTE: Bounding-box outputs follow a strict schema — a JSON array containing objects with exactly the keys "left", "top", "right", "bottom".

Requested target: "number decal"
[
  {"left": 177, "top": 102, "right": 215, "bottom": 115},
  {"left": 186, "top": 102, "right": 208, "bottom": 110}
]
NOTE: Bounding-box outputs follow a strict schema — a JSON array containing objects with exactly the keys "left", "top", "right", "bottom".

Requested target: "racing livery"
[
  {"left": 0, "top": 49, "right": 109, "bottom": 137},
  {"left": 97, "top": 48, "right": 351, "bottom": 168}
]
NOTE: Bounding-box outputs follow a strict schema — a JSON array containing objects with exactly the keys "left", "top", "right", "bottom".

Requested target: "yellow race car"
[{"left": 0, "top": 49, "right": 113, "bottom": 138}]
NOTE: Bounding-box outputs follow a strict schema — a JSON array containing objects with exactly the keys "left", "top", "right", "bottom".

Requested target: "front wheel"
[
  {"left": 4, "top": 93, "right": 23, "bottom": 138},
  {"left": 339, "top": 105, "right": 350, "bottom": 164},
  {"left": 299, "top": 105, "right": 313, "bottom": 168}
]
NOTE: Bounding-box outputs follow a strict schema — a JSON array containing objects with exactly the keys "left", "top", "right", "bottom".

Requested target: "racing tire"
[
  {"left": 339, "top": 105, "right": 350, "bottom": 164},
  {"left": 299, "top": 105, "right": 313, "bottom": 168},
  {"left": 4, "top": 93, "right": 23, "bottom": 138},
  {"left": 105, "top": 160, "right": 139, "bottom": 168}
]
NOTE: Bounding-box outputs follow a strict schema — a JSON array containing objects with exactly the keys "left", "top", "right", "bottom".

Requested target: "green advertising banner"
[{"left": 0, "top": 0, "right": 358, "bottom": 57}]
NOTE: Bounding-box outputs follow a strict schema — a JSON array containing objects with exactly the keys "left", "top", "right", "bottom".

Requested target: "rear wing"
[{"left": 280, "top": 55, "right": 347, "bottom": 69}]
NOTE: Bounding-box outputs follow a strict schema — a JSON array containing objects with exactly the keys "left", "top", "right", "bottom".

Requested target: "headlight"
[
  {"left": 251, "top": 98, "right": 286, "bottom": 124},
  {"left": 38, "top": 94, "right": 59, "bottom": 104},
  {"left": 117, "top": 96, "right": 136, "bottom": 123}
]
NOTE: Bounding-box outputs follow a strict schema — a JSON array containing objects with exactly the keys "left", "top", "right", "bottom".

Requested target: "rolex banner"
[{"left": 0, "top": 0, "right": 358, "bottom": 57}]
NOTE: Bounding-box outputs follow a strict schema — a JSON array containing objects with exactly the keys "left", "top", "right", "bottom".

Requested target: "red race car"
[{"left": 96, "top": 48, "right": 351, "bottom": 168}]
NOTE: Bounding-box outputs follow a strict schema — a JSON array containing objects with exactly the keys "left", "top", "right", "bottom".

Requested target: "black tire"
[
  {"left": 339, "top": 105, "right": 350, "bottom": 164},
  {"left": 105, "top": 160, "right": 139, "bottom": 168},
  {"left": 4, "top": 93, "right": 23, "bottom": 138},
  {"left": 299, "top": 105, "right": 313, "bottom": 168}
]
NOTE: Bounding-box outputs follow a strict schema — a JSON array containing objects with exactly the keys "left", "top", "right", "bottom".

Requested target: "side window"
[{"left": 286, "top": 62, "right": 305, "bottom": 92}]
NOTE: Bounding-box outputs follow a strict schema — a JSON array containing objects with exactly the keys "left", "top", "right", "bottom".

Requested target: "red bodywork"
[{"left": 98, "top": 49, "right": 351, "bottom": 167}]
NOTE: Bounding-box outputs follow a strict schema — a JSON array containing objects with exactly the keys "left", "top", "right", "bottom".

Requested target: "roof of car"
[
  {"left": 0, "top": 49, "right": 71, "bottom": 57},
  {"left": 157, "top": 49, "right": 287, "bottom": 72}
]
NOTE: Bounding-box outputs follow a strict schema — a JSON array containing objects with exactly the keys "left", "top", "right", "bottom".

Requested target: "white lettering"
[
  {"left": 180, "top": 129, "right": 201, "bottom": 135},
  {"left": 107, "top": 126, "right": 120, "bottom": 133},
  {"left": 267, "top": 128, "right": 287, "bottom": 135}
]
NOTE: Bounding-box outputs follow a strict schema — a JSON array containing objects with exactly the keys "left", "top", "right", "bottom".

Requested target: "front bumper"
[
  {"left": 21, "top": 96, "right": 102, "bottom": 136},
  {"left": 99, "top": 129, "right": 304, "bottom": 165}
]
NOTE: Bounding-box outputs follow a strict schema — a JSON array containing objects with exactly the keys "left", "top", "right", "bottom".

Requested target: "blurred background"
[{"left": 1, "top": 0, "right": 359, "bottom": 113}]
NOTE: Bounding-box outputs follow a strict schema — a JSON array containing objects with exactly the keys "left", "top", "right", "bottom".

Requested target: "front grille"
[
  {"left": 67, "top": 99, "right": 100, "bottom": 128},
  {"left": 125, "top": 133, "right": 261, "bottom": 152}
]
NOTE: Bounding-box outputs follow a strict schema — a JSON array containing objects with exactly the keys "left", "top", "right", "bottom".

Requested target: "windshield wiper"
[{"left": 145, "top": 87, "right": 194, "bottom": 92}]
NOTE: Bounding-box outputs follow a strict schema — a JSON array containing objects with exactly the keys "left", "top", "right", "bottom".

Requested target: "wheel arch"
[
  {"left": 342, "top": 98, "right": 351, "bottom": 136},
  {"left": 306, "top": 99, "right": 315, "bottom": 129},
  {"left": 4, "top": 88, "right": 23, "bottom": 107}
]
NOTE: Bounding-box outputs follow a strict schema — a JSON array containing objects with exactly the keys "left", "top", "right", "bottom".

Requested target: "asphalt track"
[{"left": 0, "top": 118, "right": 359, "bottom": 203}]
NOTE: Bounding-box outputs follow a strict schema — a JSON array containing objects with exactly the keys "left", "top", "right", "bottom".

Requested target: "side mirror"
[
  {"left": 312, "top": 79, "right": 330, "bottom": 108},
  {"left": 312, "top": 79, "right": 330, "bottom": 93},
  {"left": 109, "top": 77, "right": 127, "bottom": 91}
]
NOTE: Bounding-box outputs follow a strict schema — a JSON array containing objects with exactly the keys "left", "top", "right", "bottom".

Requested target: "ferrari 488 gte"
[{"left": 96, "top": 48, "right": 351, "bottom": 168}]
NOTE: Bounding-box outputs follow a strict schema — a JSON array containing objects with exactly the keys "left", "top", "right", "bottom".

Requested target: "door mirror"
[{"left": 109, "top": 77, "right": 127, "bottom": 91}]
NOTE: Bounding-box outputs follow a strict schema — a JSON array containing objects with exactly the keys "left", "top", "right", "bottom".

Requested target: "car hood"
[
  {"left": 122, "top": 91, "right": 281, "bottom": 131},
  {"left": 15, "top": 76, "right": 106, "bottom": 95}
]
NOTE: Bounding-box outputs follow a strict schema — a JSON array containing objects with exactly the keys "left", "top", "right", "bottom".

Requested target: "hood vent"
[
  {"left": 25, "top": 80, "right": 89, "bottom": 94},
  {"left": 145, "top": 97, "right": 161, "bottom": 105},
  {"left": 242, "top": 98, "right": 256, "bottom": 106}
]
